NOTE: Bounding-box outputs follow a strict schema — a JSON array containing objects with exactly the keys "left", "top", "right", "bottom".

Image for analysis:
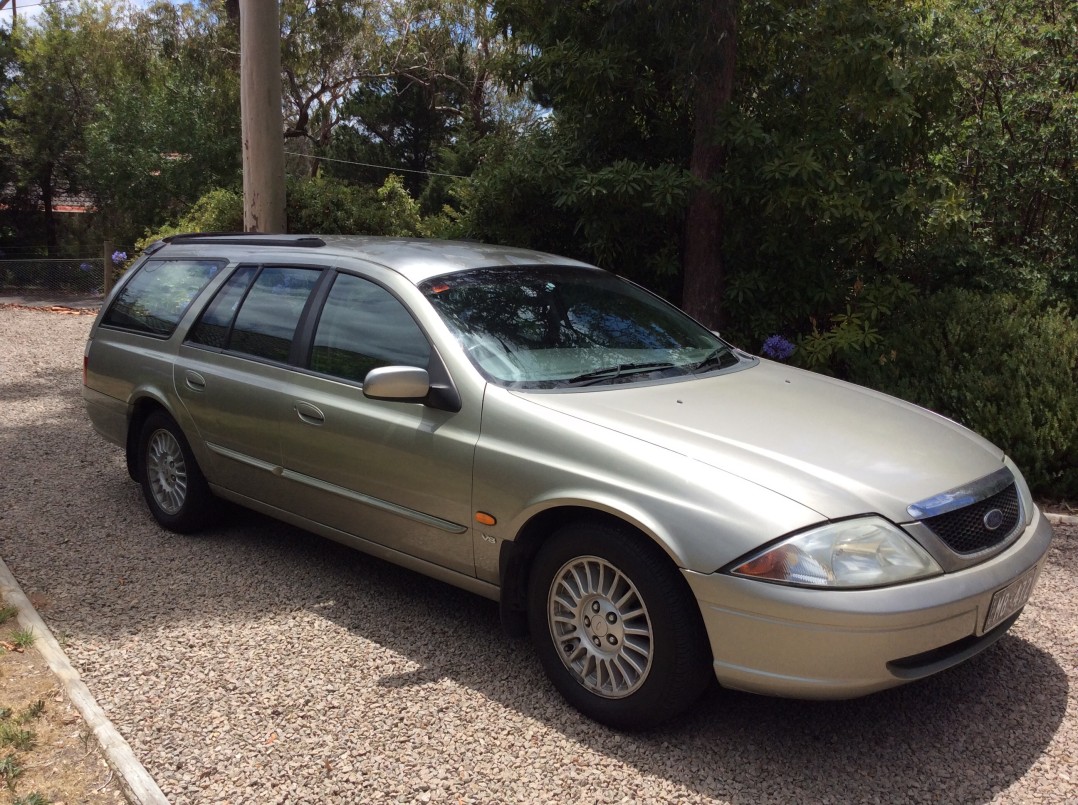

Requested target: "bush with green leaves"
[
  {"left": 139, "top": 174, "right": 445, "bottom": 252},
  {"left": 852, "top": 290, "right": 1078, "bottom": 498}
]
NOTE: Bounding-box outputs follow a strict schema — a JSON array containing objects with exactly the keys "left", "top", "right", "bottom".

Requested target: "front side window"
[
  {"left": 103, "top": 259, "right": 223, "bottom": 336},
  {"left": 420, "top": 266, "right": 740, "bottom": 389},
  {"left": 310, "top": 273, "right": 431, "bottom": 383}
]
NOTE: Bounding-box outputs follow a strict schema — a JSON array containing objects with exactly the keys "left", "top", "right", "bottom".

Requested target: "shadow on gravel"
[{"left": 1, "top": 411, "right": 1070, "bottom": 805}]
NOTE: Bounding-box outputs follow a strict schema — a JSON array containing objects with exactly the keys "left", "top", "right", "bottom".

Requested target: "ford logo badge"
[{"left": 983, "top": 508, "right": 1005, "bottom": 531}]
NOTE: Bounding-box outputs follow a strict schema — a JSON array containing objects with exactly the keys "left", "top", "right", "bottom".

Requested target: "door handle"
[
  {"left": 185, "top": 370, "right": 206, "bottom": 391},
  {"left": 294, "top": 401, "right": 325, "bottom": 425}
]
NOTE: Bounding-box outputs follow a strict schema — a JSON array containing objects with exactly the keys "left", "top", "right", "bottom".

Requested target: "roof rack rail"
[{"left": 162, "top": 233, "right": 327, "bottom": 248}]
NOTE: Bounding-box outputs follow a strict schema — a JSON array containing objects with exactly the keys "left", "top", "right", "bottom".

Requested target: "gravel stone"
[{"left": 1, "top": 306, "right": 1076, "bottom": 804}]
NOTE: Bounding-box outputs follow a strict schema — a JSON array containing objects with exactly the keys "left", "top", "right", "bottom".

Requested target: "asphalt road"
[{"left": 1, "top": 306, "right": 1075, "bottom": 804}]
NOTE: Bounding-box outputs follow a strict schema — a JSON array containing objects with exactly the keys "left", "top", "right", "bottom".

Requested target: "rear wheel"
[
  {"left": 528, "top": 519, "right": 712, "bottom": 729},
  {"left": 138, "top": 410, "right": 215, "bottom": 532}
]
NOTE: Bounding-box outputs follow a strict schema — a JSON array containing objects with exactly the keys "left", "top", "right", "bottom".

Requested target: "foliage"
[
  {"left": 0, "top": 3, "right": 102, "bottom": 255},
  {"left": 478, "top": 0, "right": 973, "bottom": 324},
  {"left": 0, "top": 0, "right": 241, "bottom": 255},
  {"left": 795, "top": 276, "right": 919, "bottom": 376},
  {"left": 715, "top": 0, "right": 963, "bottom": 347},
  {"left": 854, "top": 290, "right": 1078, "bottom": 497},
  {"left": 12, "top": 793, "right": 51, "bottom": 805},
  {"left": 9, "top": 629, "right": 35, "bottom": 651},
  {"left": 140, "top": 174, "right": 438, "bottom": 249},
  {"left": 0, "top": 722, "right": 32, "bottom": 753},
  {"left": 0, "top": 752, "right": 24, "bottom": 790},
  {"left": 0, "top": 29, "right": 16, "bottom": 209},
  {"left": 283, "top": 0, "right": 526, "bottom": 211},
  {"left": 938, "top": 0, "right": 1077, "bottom": 301},
  {"left": 136, "top": 187, "right": 243, "bottom": 252},
  {"left": 475, "top": 0, "right": 702, "bottom": 295},
  {"left": 284, "top": 174, "right": 429, "bottom": 236}
]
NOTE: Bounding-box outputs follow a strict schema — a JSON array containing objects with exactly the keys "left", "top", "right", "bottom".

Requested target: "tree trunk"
[
  {"left": 40, "top": 165, "right": 58, "bottom": 258},
  {"left": 681, "top": 0, "right": 737, "bottom": 330}
]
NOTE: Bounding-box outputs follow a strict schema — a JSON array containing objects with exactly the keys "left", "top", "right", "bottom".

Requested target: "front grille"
[{"left": 921, "top": 484, "right": 1021, "bottom": 554}]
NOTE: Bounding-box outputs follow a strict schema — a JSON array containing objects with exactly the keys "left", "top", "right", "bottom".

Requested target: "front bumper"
[{"left": 682, "top": 508, "right": 1054, "bottom": 699}]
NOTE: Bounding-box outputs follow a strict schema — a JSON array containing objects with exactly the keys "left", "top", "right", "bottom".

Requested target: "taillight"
[{"left": 83, "top": 340, "right": 91, "bottom": 386}]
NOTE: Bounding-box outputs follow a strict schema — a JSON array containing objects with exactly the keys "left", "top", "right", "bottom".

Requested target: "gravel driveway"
[{"left": 1, "top": 306, "right": 1075, "bottom": 804}]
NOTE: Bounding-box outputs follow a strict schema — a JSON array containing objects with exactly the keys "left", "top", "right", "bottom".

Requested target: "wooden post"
[
  {"left": 103, "top": 240, "right": 114, "bottom": 297},
  {"left": 240, "top": 0, "right": 286, "bottom": 233}
]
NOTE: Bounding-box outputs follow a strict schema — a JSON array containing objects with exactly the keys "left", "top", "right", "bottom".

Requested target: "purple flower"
[
  {"left": 111, "top": 250, "right": 128, "bottom": 266},
  {"left": 79, "top": 262, "right": 92, "bottom": 272},
  {"left": 761, "top": 334, "right": 795, "bottom": 360}
]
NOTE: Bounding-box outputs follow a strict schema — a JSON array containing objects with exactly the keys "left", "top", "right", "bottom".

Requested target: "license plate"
[{"left": 984, "top": 566, "right": 1039, "bottom": 633}]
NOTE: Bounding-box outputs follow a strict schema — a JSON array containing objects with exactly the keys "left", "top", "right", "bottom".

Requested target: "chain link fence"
[{"left": 0, "top": 258, "right": 107, "bottom": 296}]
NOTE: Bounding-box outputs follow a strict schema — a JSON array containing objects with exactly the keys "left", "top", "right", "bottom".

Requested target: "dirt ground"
[{"left": 0, "top": 612, "right": 125, "bottom": 805}]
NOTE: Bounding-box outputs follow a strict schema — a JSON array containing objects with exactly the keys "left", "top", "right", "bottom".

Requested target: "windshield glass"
[{"left": 419, "top": 266, "right": 740, "bottom": 389}]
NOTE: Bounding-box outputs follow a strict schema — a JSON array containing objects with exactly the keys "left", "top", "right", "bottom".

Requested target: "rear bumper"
[
  {"left": 682, "top": 508, "right": 1054, "bottom": 699},
  {"left": 83, "top": 385, "right": 129, "bottom": 448}
]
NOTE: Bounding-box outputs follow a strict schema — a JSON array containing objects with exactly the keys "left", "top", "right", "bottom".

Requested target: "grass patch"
[
  {"left": 10, "top": 628, "right": 36, "bottom": 650},
  {"left": 18, "top": 700, "right": 45, "bottom": 724},
  {"left": 0, "top": 721, "right": 34, "bottom": 752},
  {"left": 13, "top": 792, "right": 51, "bottom": 805},
  {"left": 0, "top": 700, "right": 42, "bottom": 754},
  {"left": 0, "top": 752, "right": 24, "bottom": 789},
  {"left": 0, "top": 606, "right": 17, "bottom": 625}
]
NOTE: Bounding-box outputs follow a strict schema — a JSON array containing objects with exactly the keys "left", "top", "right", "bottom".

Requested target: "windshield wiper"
[
  {"left": 691, "top": 347, "right": 737, "bottom": 373},
  {"left": 563, "top": 362, "right": 680, "bottom": 387}
]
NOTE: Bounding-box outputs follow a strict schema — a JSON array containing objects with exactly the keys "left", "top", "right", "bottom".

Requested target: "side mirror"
[{"left": 363, "top": 366, "right": 430, "bottom": 402}]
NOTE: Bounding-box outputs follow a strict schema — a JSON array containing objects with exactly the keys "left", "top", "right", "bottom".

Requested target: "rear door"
[{"left": 175, "top": 264, "right": 325, "bottom": 503}]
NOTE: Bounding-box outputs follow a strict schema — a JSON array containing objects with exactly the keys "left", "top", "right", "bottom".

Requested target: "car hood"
[{"left": 514, "top": 361, "right": 1006, "bottom": 523}]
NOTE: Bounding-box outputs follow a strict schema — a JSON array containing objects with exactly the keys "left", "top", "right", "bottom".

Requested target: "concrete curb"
[
  {"left": 1045, "top": 511, "right": 1078, "bottom": 525},
  {"left": 0, "top": 557, "right": 169, "bottom": 805}
]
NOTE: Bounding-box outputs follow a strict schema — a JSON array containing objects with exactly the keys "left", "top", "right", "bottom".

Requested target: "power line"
[
  {"left": 283, "top": 150, "right": 467, "bottom": 180},
  {"left": 0, "top": 0, "right": 71, "bottom": 11}
]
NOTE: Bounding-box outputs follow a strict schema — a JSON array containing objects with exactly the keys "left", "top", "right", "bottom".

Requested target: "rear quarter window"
[{"left": 102, "top": 259, "right": 224, "bottom": 336}]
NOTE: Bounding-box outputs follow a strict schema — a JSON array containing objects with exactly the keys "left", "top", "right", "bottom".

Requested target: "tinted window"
[
  {"left": 310, "top": 274, "right": 430, "bottom": 383},
  {"left": 103, "top": 259, "right": 223, "bottom": 336},
  {"left": 230, "top": 267, "right": 321, "bottom": 362},
  {"left": 187, "top": 265, "right": 259, "bottom": 348}
]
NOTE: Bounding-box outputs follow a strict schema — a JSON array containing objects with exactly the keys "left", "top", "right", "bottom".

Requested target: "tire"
[
  {"left": 527, "top": 519, "right": 712, "bottom": 730},
  {"left": 137, "top": 410, "right": 215, "bottom": 533}
]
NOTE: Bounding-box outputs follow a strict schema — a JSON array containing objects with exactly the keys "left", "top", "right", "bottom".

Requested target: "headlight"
[{"left": 728, "top": 517, "right": 943, "bottom": 588}]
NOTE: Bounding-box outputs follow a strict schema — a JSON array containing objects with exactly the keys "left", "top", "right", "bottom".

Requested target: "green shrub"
[
  {"left": 138, "top": 174, "right": 437, "bottom": 253},
  {"left": 136, "top": 188, "right": 244, "bottom": 253},
  {"left": 853, "top": 290, "right": 1078, "bottom": 498}
]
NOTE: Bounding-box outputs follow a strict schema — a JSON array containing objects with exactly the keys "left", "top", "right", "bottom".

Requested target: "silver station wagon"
[{"left": 83, "top": 234, "right": 1054, "bottom": 729}]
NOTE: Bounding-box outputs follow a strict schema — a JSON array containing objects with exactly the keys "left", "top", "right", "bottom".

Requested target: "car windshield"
[{"left": 419, "top": 266, "right": 740, "bottom": 389}]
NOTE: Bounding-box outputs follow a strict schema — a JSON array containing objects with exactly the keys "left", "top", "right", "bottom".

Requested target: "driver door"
[{"left": 276, "top": 271, "right": 480, "bottom": 576}]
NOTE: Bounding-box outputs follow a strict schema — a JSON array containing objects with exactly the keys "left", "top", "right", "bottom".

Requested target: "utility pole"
[{"left": 239, "top": 0, "right": 286, "bottom": 233}]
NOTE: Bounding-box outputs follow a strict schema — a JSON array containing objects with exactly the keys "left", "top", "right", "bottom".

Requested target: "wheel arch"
[
  {"left": 498, "top": 504, "right": 694, "bottom": 639},
  {"left": 124, "top": 395, "right": 172, "bottom": 481}
]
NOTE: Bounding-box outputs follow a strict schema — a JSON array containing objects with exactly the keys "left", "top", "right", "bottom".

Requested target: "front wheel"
[
  {"left": 138, "top": 410, "right": 215, "bottom": 533},
  {"left": 528, "top": 520, "right": 712, "bottom": 730}
]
